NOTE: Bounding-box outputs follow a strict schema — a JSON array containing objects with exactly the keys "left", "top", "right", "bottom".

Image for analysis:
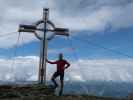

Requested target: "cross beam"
[{"left": 18, "top": 8, "right": 69, "bottom": 84}]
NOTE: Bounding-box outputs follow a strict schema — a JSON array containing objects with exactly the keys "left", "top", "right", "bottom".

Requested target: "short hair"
[{"left": 59, "top": 53, "right": 63, "bottom": 56}]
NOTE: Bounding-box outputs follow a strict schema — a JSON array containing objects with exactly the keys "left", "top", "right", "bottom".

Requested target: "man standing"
[{"left": 46, "top": 53, "right": 70, "bottom": 96}]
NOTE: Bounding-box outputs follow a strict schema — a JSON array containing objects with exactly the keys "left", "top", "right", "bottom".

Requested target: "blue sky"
[
  {"left": 0, "top": 0, "right": 133, "bottom": 82},
  {"left": 0, "top": 27, "right": 133, "bottom": 60}
]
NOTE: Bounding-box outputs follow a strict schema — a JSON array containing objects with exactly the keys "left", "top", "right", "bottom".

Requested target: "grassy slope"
[
  {"left": 0, "top": 84, "right": 127, "bottom": 100},
  {"left": 0, "top": 95, "right": 127, "bottom": 100}
]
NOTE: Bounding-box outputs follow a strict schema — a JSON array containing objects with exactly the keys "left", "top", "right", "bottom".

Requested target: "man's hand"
[
  {"left": 46, "top": 58, "right": 48, "bottom": 62},
  {"left": 46, "top": 59, "right": 57, "bottom": 64}
]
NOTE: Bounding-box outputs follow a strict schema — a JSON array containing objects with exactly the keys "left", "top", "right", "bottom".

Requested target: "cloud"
[
  {"left": 55, "top": 2, "right": 133, "bottom": 31},
  {"left": 0, "top": 56, "right": 133, "bottom": 83},
  {"left": 0, "top": 0, "right": 133, "bottom": 48},
  {"left": 68, "top": 59, "right": 133, "bottom": 82},
  {"left": 0, "top": 56, "right": 39, "bottom": 82},
  {"left": 0, "top": 32, "right": 37, "bottom": 48}
]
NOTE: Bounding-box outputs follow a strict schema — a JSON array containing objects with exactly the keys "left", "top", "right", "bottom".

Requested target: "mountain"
[{"left": 63, "top": 81, "right": 133, "bottom": 98}]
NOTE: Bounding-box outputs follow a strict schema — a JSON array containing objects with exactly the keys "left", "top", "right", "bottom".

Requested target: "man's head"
[{"left": 59, "top": 53, "right": 63, "bottom": 60}]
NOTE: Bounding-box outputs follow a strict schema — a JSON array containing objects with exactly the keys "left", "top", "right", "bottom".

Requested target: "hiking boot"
[{"left": 59, "top": 89, "right": 63, "bottom": 96}]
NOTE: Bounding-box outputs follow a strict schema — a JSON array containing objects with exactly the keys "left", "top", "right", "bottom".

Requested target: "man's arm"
[
  {"left": 65, "top": 61, "right": 70, "bottom": 69},
  {"left": 46, "top": 59, "right": 57, "bottom": 64}
]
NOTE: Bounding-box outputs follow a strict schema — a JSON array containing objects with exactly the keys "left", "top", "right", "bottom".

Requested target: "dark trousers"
[{"left": 51, "top": 71, "right": 64, "bottom": 95}]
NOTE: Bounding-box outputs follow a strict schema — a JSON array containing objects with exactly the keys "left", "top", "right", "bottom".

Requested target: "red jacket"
[{"left": 47, "top": 59, "right": 70, "bottom": 73}]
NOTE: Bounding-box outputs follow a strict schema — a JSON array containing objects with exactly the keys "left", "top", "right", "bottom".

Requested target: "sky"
[{"left": 0, "top": 0, "right": 133, "bottom": 83}]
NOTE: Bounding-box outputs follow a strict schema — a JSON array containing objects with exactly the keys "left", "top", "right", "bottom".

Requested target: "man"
[{"left": 46, "top": 53, "right": 70, "bottom": 96}]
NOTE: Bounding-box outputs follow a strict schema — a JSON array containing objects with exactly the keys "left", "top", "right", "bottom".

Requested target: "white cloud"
[
  {"left": 0, "top": 56, "right": 133, "bottom": 83},
  {"left": 0, "top": 0, "right": 133, "bottom": 48},
  {"left": 0, "top": 32, "right": 37, "bottom": 48},
  {"left": 0, "top": 56, "right": 39, "bottom": 82},
  {"left": 67, "top": 59, "right": 133, "bottom": 82}
]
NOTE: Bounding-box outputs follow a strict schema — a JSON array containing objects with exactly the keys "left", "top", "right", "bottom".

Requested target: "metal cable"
[
  {"left": 67, "top": 37, "right": 79, "bottom": 60},
  {"left": 72, "top": 35, "right": 133, "bottom": 59},
  {"left": 66, "top": 37, "right": 90, "bottom": 95},
  {"left": 10, "top": 32, "right": 21, "bottom": 81},
  {"left": 0, "top": 32, "right": 17, "bottom": 38}
]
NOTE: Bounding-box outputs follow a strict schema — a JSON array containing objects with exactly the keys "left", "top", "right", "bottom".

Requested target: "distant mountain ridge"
[{"left": 63, "top": 81, "right": 133, "bottom": 98}]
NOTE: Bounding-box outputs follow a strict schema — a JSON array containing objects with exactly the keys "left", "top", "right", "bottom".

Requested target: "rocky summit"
[{"left": 0, "top": 84, "right": 126, "bottom": 100}]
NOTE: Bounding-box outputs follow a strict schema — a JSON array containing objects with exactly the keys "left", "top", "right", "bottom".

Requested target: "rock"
[
  {"left": 0, "top": 84, "right": 55, "bottom": 99},
  {"left": 128, "top": 93, "right": 133, "bottom": 100}
]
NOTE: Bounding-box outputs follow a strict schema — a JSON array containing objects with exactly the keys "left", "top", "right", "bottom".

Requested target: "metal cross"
[{"left": 18, "top": 8, "right": 69, "bottom": 84}]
